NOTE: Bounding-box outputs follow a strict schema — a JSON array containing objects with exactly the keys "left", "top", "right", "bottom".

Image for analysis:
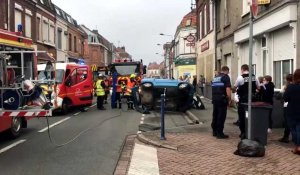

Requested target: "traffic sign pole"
[{"left": 247, "top": 0, "right": 256, "bottom": 140}]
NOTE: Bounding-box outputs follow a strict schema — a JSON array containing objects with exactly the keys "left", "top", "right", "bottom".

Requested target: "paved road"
[{"left": 0, "top": 103, "right": 142, "bottom": 175}]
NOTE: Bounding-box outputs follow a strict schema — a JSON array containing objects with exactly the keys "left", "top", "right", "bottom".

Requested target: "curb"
[
  {"left": 182, "top": 113, "right": 194, "bottom": 125},
  {"left": 137, "top": 133, "right": 177, "bottom": 150},
  {"left": 186, "top": 110, "right": 200, "bottom": 124}
]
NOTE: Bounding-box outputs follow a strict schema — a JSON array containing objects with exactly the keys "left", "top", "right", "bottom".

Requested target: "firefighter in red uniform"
[
  {"left": 125, "top": 74, "right": 137, "bottom": 109},
  {"left": 115, "top": 77, "right": 123, "bottom": 109}
]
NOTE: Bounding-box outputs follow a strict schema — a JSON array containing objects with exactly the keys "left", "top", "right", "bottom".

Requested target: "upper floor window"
[
  {"left": 224, "top": 0, "right": 230, "bottom": 25},
  {"left": 186, "top": 19, "right": 191, "bottom": 27},
  {"left": 42, "top": 20, "right": 49, "bottom": 41},
  {"left": 204, "top": 5, "right": 207, "bottom": 35},
  {"left": 25, "top": 14, "right": 32, "bottom": 38},
  {"left": 14, "top": 9, "right": 22, "bottom": 32},
  {"left": 199, "top": 11, "right": 202, "bottom": 40},
  {"left": 55, "top": 8, "right": 61, "bottom": 16},
  {"left": 209, "top": 1, "right": 213, "bottom": 31},
  {"left": 242, "top": 0, "right": 250, "bottom": 15},
  {"left": 36, "top": 17, "right": 41, "bottom": 40},
  {"left": 69, "top": 34, "right": 72, "bottom": 51},
  {"left": 74, "top": 36, "right": 77, "bottom": 52},
  {"left": 49, "top": 24, "right": 55, "bottom": 44},
  {"left": 57, "top": 28, "right": 62, "bottom": 50}
]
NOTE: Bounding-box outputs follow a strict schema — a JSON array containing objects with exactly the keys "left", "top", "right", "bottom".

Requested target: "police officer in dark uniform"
[
  {"left": 233, "top": 64, "right": 260, "bottom": 139},
  {"left": 211, "top": 66, "right": 232, "bottom": 139}
]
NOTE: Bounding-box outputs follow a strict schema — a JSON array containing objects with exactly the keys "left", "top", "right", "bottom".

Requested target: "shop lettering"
[{"left": 258, "top": 0, "right": 271, "bottom": 5}]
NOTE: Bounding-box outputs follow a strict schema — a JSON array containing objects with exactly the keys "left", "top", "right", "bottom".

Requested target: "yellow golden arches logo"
[{"left": 91, "top": 64, "right": 97, "bottom": 71}]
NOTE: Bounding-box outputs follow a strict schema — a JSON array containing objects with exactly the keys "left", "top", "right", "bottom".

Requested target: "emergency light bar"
[{"left": 113, "top": 58, "right": 132, "bottom": 63}]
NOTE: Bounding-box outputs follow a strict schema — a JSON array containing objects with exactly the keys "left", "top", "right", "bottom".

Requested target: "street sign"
[{"left": 186, "top": 34, "right": 195, "bottom": 42}]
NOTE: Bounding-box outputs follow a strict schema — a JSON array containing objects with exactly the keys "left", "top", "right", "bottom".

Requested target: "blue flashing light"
[{"left": 78, "top": 59, "right": 85, "bottom": 65}]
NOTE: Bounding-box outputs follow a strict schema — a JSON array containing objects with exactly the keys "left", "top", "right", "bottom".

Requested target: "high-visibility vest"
[
  {"left": 125, "top": 78, "right": 136, "bottom": 95},
  {"left": 95, "top": 80, "right": 105, "bottom": 96}
]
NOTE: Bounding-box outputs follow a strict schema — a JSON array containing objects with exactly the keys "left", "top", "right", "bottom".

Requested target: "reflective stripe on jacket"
[{"left": 95, "top": 80, "right": 105, "bottom": 96}]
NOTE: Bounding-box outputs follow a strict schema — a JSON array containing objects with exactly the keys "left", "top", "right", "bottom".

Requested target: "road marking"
[
  {"left": 142, "top": 114, "right": 145, "bottom": 117},
  {"left": 128, "top": 143, "right": 159, "bottom": 175},
  {"left": 90, "top": 103, "right": 97, "bottom": 108},
  {"left": 73, "top": 112, "right": 81, "bottom": 116},
  {"left": 140, "top": 121, "right": 144, "bottom": 124},
  {"left": 137, "top": 131, "right": 142, "bottom": 134},
  {"left": 141, "top": 117, "right": 144, "bottom": 121},
  {"left": 38, "top": 117, "right": 71, "bottom": 133},
  {"left": 0, "top": 140, "right": 26, "bottom": 154}
]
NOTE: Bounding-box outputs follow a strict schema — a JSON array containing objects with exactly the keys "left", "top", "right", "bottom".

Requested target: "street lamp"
[{"left": 159, "top": 33, "right": 173, "bottom": 38}]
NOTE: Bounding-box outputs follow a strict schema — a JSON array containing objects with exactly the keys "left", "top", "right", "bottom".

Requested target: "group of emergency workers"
[{"left": 94, "top": 73, "right": 138, "bottom": 110}]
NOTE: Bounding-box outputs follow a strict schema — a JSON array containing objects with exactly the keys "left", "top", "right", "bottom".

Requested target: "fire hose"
[{"left": 45, "top": 110, "right": 123, "bottom": 148}]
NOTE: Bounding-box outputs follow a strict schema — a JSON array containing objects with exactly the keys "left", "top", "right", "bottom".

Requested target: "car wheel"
[{"left": 8, "top": 117, "right": 21, "bottom": 139}]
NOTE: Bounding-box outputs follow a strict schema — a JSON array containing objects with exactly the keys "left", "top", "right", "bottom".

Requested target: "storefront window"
[{"left": 274, "top": 60, "right": 293, "bottom": 89}]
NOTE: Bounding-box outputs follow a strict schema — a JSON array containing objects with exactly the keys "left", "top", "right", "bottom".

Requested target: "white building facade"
[
  {"left": 174, "top": 10, "right": 197, "bottom": 82},
  {"left": 55, "top": 11, "right": 68, "bottom": 62},
  {"left": 234, "top": 1, "right": 298, "bottom": 90}
]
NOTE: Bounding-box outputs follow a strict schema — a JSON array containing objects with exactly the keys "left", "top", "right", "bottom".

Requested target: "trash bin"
[{"left": 242, "top": 102, "right": 273, "bottom": 146}]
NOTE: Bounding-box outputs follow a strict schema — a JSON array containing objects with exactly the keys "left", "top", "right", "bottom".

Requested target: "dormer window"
[
  {"left": 55, "top": 8, "right": 61, "bottom": 16},
  {"left": 186, "top": 19, "right": 191, "bottom": 27}
]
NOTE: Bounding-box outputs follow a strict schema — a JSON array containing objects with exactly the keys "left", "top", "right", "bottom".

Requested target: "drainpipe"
[
  {"left": 213, "top": 0, "right": 218, "bottom": 71},
  {"left": 8, "top": 0, "right": 10, "bottom": 31}
]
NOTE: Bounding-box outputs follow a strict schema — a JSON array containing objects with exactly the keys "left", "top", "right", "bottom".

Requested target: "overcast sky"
[{"left": 51, "top": 0, "right": 192, "bottom": 65}]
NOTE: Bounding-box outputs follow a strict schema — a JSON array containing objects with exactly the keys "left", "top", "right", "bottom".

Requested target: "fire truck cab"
[
  {"left": 108, "top": 58, "right": 146, "bottom": 84},
  {"left": 37, "top": 63, "right": 94, "bottom": 114}
]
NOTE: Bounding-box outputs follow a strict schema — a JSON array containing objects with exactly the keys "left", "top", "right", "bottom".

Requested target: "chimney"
[
  {"left": 121, "top": 46, "right": 125, "bottom": 51},
  {"left": 92, "top": 30, "right": 98, "bottom": 34}
]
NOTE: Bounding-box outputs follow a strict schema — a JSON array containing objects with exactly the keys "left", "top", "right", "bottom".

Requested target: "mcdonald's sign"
[{"left": 91, "top": 64, "right": 97, "bottom": 72}]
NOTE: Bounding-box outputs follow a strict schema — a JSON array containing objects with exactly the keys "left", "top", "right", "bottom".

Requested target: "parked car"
[{"left": 140, "top": 78, "right": 194, "bottom": 111}]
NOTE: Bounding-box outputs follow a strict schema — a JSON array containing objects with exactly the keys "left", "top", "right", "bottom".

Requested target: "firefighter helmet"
[{"left": 130, "top": 74, "right": 136, "bottom": 79}]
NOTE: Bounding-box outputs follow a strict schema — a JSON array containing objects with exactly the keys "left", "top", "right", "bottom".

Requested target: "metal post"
[
  {"left": 247, "top": 9, "right": 254, "bottom": 139},
  {"left": 160, "top": 89, "right": 166, "bottom": 140},
  {"left": 111, "top": 71, "right": 117, "bottom": 108},
  {"left": 21, "top": 51, "right": 24, "bottom": 77}
]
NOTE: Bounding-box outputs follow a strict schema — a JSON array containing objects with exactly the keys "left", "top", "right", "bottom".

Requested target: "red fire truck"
[
  {"left": 108, "top": 58, "right": 146, "bottom": 85},
  {"left": 0, "top": 29, "right": 52, "bottom": 138}
]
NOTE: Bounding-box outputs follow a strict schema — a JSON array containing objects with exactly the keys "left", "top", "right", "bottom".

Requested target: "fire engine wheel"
[
  {"left": 61, "top": 100, "right": 70, "bottom": 115},
  {"left": 8, "top": 117, "right": 21, "bottom": 139}
]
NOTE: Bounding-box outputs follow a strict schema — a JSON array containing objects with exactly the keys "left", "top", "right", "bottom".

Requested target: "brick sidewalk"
[
  {"left": 139, "top": 99, "right": 300, "bottom": 175},
  {"left": 143, "top": 131, "right": 299, "bottom": 175}
]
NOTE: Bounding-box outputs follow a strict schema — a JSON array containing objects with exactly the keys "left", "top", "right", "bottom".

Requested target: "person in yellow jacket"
[{"left": 94, "top": 74, "right": 106, "bottom": 110}]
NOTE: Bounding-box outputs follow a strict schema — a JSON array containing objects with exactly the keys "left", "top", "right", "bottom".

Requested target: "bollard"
[{"left": 160, "top": 91, "right": 166, "bottom": 140}]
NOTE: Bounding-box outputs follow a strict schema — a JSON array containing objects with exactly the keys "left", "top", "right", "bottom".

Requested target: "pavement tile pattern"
[{"left": 151, "top": 131, "right": 300, "bottom": 175}]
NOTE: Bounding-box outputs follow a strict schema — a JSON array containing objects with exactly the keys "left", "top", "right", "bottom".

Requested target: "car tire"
[{"left": 7, "top": 117, "right": 21, "bottom": 139}]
